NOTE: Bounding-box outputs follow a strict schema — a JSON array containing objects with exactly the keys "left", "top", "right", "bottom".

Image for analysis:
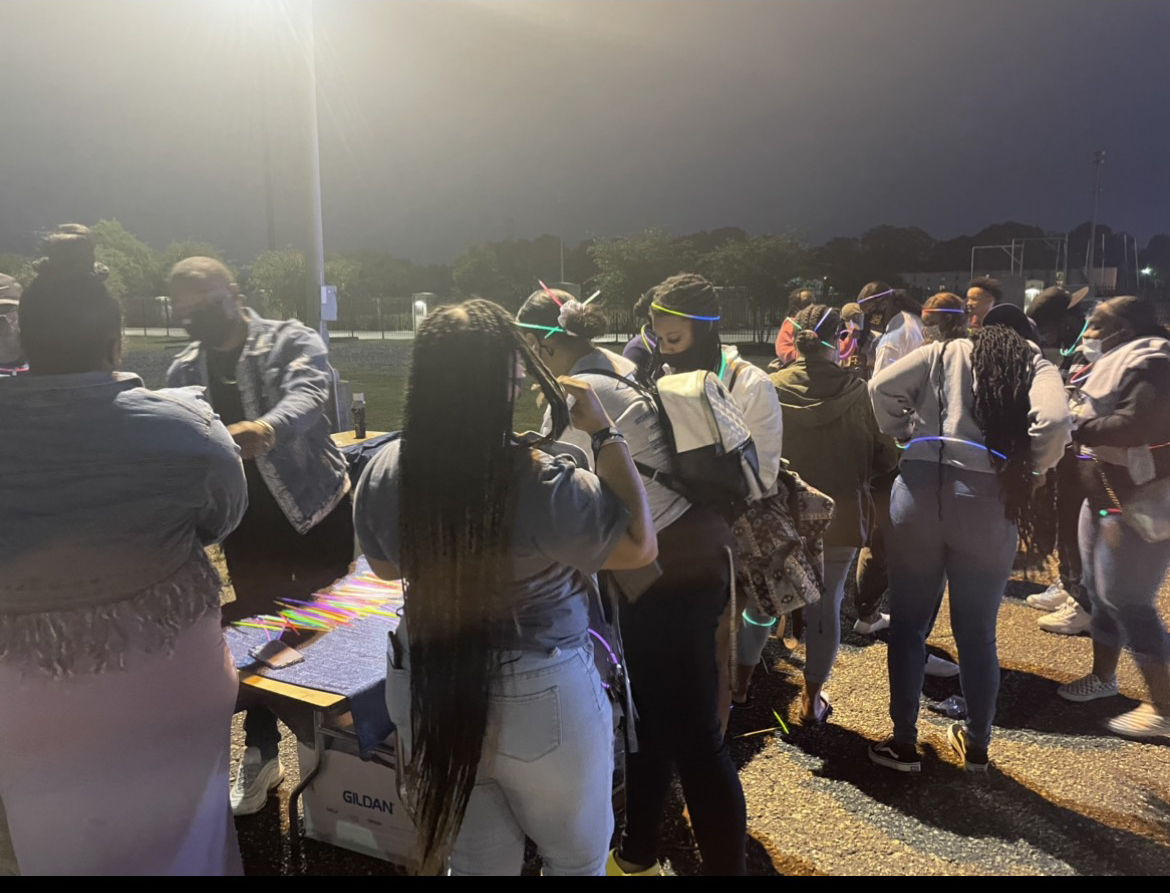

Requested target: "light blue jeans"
[
  {"left": 738, "top": 547, "right": 858, "bottom": 686},
  {"left": 1079, "top": 503, "right": 1170, "bottom": 665},
  {"left": 386, "top": 624, "right": 614, "bottom": 876},
  {"left": 884, "top": 462, "right": 1018, "bottom": 751}
]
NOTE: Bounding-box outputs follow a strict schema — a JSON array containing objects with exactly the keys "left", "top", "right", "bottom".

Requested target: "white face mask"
[{"left": 1079, "top": 338, "right": 1104, "bottom": 364}]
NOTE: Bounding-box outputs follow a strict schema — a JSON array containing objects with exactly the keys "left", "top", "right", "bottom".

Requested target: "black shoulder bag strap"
[{"left": 576, "top": 366, "right": 689, "bottom": 498}]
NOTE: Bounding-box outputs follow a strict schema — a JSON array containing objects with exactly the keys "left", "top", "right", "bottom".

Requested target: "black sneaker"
[
  {"left": 947, "top": 722, "right": 989, "bottom": 773},
  {"left": 868, "top": 736, "right": 921, "bottom": 772}
]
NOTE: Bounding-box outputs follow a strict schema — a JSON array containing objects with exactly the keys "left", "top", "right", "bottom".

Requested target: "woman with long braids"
[
  {"left": 516, "top": 284, "right": 746, "bottom": 875},
  {"left": 1057, "top": 296, "right": 1170, "bottom": 737},
  {"left": 353, "top": 299, "right": 656, "bottom": 875},
  {"left": 735, "top": 304, "right": 899, "bottom": 721},
  {"left": 868, "top": 323, "right": 1070, "bottom": 772}
]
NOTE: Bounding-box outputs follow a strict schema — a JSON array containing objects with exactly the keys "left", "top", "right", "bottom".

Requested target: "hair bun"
[
  {"left": 557, "top": 299, "right": 586, "bottom": 335},
  {"left": 794, "top": 328, "right": 822, "bottom": 355}
]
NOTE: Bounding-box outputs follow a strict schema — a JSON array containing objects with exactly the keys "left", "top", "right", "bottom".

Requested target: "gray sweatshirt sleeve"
[
  {"left": 868, "top": 344, "right": 935, "bottom": 441},
  {"left": 1027, "top": 355, "right": 1072, "bottom": 473}
]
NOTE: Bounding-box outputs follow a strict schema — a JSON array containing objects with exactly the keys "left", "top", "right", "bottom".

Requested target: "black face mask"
[
  {"left": 662, "top": 338, "right": 718, "bottom": 374},
  {"left": 184, "top": 306, "right": 235, "bottom": 347}
]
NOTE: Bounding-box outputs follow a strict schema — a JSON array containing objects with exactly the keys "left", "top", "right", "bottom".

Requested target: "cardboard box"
[{"left": 297, "top": 729, "right": 417, "bottom": 868}]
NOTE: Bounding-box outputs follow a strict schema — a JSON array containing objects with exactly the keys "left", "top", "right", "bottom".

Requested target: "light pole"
[
  {"left": 1086, "top": 149, "right": 1106, "bottom": 290},
  {"left": 293, "top": 0, "right": 326, "bottom": 346}
]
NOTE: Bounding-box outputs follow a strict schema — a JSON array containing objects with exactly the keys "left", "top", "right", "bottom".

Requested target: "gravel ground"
[{"left": 229, "top": 563, "right": 1170, "bottom": 877}]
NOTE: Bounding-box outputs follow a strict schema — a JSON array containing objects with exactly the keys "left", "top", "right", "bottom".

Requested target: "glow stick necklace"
[
  {"left": 1069, "top": 362, "right": 1093, "bottom": 386},
  {"left": 897, "top": 435, "right": 1008, "bottom": 461},
  {"left": 1061, "top": 320, "right": 1090, "bottom": 357},
  {"left": 640, "top": 324, "right": 656, "bottom": 351}
]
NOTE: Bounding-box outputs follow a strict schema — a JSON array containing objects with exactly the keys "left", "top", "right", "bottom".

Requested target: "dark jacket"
[{"left": 771, "top": 357, "right": 899, "bottom": 547}]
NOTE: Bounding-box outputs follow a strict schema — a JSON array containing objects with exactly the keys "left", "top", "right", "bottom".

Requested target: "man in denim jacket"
[{"left": 167, "top": 257, "right": 353, "bottom": 817}]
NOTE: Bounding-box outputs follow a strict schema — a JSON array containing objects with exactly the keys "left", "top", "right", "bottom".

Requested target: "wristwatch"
[{"left": 590, "top": 426, "right": 625, "bottom": 455}]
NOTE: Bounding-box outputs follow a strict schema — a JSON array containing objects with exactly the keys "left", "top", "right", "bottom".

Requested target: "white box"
[{"left": 297, "top": 730, "right": 418, "bottom": 868}]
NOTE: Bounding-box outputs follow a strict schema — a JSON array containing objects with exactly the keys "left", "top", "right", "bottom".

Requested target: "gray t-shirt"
[
  {"left": 353, "top": 439, "right": 630, "bottom": 652},
  {"left": 541, "top": 348, "right": 691, "bottom": 532}
]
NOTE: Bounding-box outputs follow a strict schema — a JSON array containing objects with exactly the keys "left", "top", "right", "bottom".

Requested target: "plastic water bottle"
[
  {"left": 351, "top": 393, "right": 367, "bottom": 439},
  {"left": 927, "top": 695, "right": 967, "bottom": 719}
]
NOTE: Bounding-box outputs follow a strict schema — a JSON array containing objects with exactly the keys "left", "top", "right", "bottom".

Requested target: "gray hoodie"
[{"left": 869, "top": 339, "right": 1071, "bottom": 475}]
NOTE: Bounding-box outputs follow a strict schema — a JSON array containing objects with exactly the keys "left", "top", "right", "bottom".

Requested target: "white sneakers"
[
  {"left": 853, "top": 612, "right": 890, "bottom": 635},
  {"left": 230, "top": 747, "right": 285, "bottom": 817},
  {"left": 1058, "top": 678, "right": 1170, "bottom": 739},
  {"left": 1026, "top": 583, "right": 1069, "bottom": 612},
  {"left": 1107, "top": 703, "right": 1170, "bottom": 739},
  {"left": 1038, "top": 597, "right": 1092, "bottom": 636},
  {"left": 924, "top": 654, "right": 960, "bottom": 678},
  {"left": 1057, "top": 674, "right": 1119, "bottom": 702}
]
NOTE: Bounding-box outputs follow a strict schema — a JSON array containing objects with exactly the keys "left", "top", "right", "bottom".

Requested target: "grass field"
[
  {"left": 122, "top": 335, "right": 547, "bottom": 433},
  {"left": 121, "top": 335, "right": 774, "bottom": 435}
]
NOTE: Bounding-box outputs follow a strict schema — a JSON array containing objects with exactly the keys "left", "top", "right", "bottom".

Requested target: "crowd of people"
[{"left": 1, "top": 223, "right": 1168, "bottom": 876}]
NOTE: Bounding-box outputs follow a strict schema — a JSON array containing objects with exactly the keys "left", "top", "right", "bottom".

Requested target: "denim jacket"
[
  {"left": 0, "top": 372, "right": 247, "bottom": 674},
  {"left": 167, "top": 309, "right": 350, "bottom": 534}
]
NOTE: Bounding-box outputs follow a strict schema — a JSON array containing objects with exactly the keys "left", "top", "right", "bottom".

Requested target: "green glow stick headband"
[{"left": 516, "top": 321, "right": 563, "bottom": 339}]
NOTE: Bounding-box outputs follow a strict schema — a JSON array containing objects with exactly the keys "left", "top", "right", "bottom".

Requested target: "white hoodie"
[{"left": 720, "top": 345, "right": 784, "bottom": 494}]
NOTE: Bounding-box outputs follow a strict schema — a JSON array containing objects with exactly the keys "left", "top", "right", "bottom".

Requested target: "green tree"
[
  {"left": 0, "top": 253, "right": 35, "bottom": 287},
  {"left": 588, "top": 227, "right": 696, "bottom": 316},
  {"left": 89, "top": 219, "right": 160, "bottom": 305},
  {"left": 858, "top": 225, "right": 935, "bottom": 283},
  {"left": 157, "top": 240, "right": 229, "bottom": 293},
  {"left": 247, "top": 248, "right": 306, "bottom": 318},
  {"left": 701, "top": 234, "right": 813, "bottom": 340},
  {"left": 814, "top": 236, "right": 868, "bottom": 298},
  {"left": 452, "top": 242, "right": 522, "bottom": 305}
]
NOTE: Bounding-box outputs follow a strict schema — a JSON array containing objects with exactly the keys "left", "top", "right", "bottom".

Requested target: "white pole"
[{"left": 296, "top": 0, "right": 326, "bottom": 348}]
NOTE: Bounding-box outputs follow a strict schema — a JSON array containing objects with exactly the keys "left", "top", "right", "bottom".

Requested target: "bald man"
[{"left": 167, "top": 257, "right": 352, "bottom": 816}]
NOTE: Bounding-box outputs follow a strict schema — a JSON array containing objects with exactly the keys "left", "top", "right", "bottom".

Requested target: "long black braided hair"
[
  {"left": 398, "top": 299, "right": 568, "bottom": 873},
  {"left": 970, "top": 324, "right": 1038, "bottom": 550}
]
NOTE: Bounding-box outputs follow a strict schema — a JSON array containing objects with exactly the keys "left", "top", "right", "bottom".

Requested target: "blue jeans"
[
  {"left": 885, "top": 462, "right": 1018, "bottom": 751},
  {"left": 738, "top": 546, "right": 858, "bottom": 686},
  {"left": 387, "top": 627, "right": 614, "bottom": 876},
  {"left": 1079, "top": 503, "right": 1170, "bottom": 665}
]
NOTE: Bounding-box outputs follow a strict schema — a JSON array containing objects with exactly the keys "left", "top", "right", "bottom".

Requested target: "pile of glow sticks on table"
[{"left": 231, "top": 559, "right": 404, "bottom": 639}]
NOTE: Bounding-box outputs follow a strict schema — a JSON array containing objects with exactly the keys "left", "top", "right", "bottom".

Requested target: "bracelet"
[
  {"left": 591, "top": 426, "right": 625, "bottom": 456},
  {"left": 256, "top": 419, "right": 277, "bottom": 450}
]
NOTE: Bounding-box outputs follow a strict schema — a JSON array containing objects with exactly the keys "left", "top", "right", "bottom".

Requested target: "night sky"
[{"left": 1, "top": 0, "right": 1167, "bottom": 262}]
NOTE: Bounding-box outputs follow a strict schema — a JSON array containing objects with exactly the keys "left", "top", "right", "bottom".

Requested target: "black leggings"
[{"left": 618, "top": 506, "right": 747, "bottom": 875}]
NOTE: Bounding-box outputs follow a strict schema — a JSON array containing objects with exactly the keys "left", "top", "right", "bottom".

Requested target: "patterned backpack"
[{"left": 731, "top": 462, "right": 835, "bottom": 616}]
